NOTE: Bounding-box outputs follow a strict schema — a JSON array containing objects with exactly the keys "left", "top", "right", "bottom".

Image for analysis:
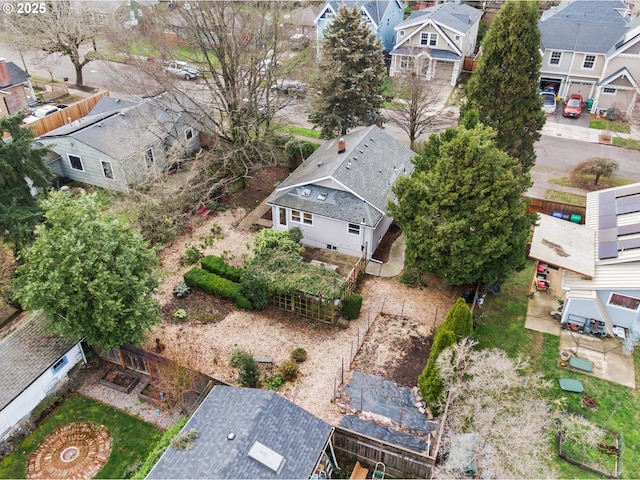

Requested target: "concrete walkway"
[{"left": 366, "top": 234, "right": 406, "bottom": 277}]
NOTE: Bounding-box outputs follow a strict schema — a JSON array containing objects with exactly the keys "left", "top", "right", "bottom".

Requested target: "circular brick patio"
[{"left": 27, "top": 422, "right": 111, "bottom": 479}]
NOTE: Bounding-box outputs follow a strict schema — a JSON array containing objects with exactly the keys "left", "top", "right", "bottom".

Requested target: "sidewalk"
[{"left": 541, "top": 114, "right": 639, "bottom": 143}]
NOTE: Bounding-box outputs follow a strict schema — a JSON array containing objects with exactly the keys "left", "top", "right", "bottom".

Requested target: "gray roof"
[
  {"left": 539, "top": 0, "right": 630, "bottom": 54},
  {"left": 40, "top": 96, "right": 181, "bottom": 160},
  {"left": 273, "top": 125, "right": 415, "bottom": 216},
  {"left": 147, "top": 386, "right": 333, "bottom": 479},
  {"left": 0, "top": 311, "right": 78, "bottom": 410},
  {"left": 325, "top": 0, "right": 400, "bottom": 27},
  {"left": 396, "top": 2, "right": 482, "bottom": 35},
  {"left": 390, "top": 46, "right": 461, "bottom": 61},
  {"left": 6, "top": 61, "right": 30, "bottom": 87}
]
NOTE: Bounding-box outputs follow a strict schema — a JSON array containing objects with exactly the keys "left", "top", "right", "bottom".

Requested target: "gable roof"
[
  {"left": 147, "top": 386, "right": 333, "bottom": 479},
  {"left": 597, "top": 67, "right": 640, "bottom": 88},
  {"left": 318, "top": 0, "right": 401, "bottom": 27},
  {"left": 396, "top": 2, "right": 482, "bottom": 36},
  {"left": 5, "top": 61, "right": 30, "bottom": 87},
  {"left": 272, "top": 126, "right": 415, "bottom": 216},
  {"left": 0, "top": 311, "right": 79, "bottom": 411},
  {"left": 539, "top": 0, "right": 630, "bottom": 54}
]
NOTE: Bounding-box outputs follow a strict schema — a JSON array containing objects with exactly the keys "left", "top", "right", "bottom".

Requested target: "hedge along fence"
[
  {"left": 201, "top": 255, "right": 243, "bottom": 283},
  {"left": 183, "top": 267, "right": 252, "bottom": 310}
]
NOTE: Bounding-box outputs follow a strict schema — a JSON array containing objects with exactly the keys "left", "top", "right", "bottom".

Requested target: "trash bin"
[{"left": 587, "top": 98, "right": 594, "bottom": 110}]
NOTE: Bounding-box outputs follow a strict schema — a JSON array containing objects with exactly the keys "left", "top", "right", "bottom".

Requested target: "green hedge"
[
  {"left": 132, "top": 417, "right": 188, "bottom": 479},
  {"left": 201, "top": 255, "right": 244, "bottom": 283},
  {"left": 184, "top": 268, "right": 253, "bottom": 310},
  {"left": 343, "top": 294, "right": 362, "bottom": 319}
]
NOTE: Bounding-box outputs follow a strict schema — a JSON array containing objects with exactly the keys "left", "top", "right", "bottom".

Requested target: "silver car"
[{"left": 163, "top": 61, "right": 200, "bottom": 80}]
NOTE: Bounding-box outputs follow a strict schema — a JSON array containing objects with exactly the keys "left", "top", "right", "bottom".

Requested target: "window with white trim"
[
  {"left": 144, "top": 148, "right": 154, "bottom": 169},
  {"left": 399, "top": 29, "right": 405, "bottom": 36},
  {"left": 348, "top": 223, "right": 361, "bottom": 235},
  {"left": 428, "top": 33, "right": 437, "bottom": 46},
  {"left": 68, "top": 154, "right": 84, "bottom": 171},
  {"left": 583, "top": 55, "right": 595, "bottom": 69},
  {"left": 400, "top": 56, "right": 414, "bottom": 69},
  {"left": 291, "top": 210, "right": 301, "bottom": 223},
  {"left": 454, "top": 34, "right": 460, "bottom": 41},
  {"left": 603, "top": 87, "right": 617, "bottom": 95},
  {"left": 185, "top": 128, "right": 193, "bottom": 140},
  {"left": 549, "top": 51, "right": 561, "bottom": 65},
  {"left": 608, "top": 293, "right": 640, "bottom": 311},
  {"left": 420, "top": 32, "right": 429, "bottom": 45},
  {"left": 303, "top": 212, "right": 313, "bottom": 225},
  {"left": 51, "top": 355, "right": 68, "bottom": 374},
  {"left": 101, "top": 160, "right": 114, "bottom": 179}
]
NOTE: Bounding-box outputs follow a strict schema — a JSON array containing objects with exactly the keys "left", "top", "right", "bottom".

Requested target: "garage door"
[
  {"left": 434, "top": 60, "right": 454, "bottom": 81},
  {"left": 568, "top": 80, "right": 594, "bottom": 99}
]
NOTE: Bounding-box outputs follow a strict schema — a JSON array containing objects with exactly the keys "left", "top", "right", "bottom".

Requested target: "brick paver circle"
[{"left": 27, "top": 422, "right": 111, "bottom": 480}]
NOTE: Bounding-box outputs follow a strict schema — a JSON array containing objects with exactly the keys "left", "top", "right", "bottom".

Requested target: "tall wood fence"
[
  {"left": 333, "top": 426, "right": 435, "bottom": 479},
  {"left": 525, "top": 197, "right": 586, "bottom": 224},
  {"left": 462, "top": 56, "right": 477, "bottom": 73}
]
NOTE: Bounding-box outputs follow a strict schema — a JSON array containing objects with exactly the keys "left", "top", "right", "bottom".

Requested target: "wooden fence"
[
  {"left": 333, "top": 426, "right": 435, "bottom": 479},
  {"left": 21, "top": 91, "right": 110, "bottom": 137},
  {"left": 525, "top": 196, "right": 586, "bottom": 224},
  {"left": 462, "top": 56, "right": 477, "bottom": 73}
]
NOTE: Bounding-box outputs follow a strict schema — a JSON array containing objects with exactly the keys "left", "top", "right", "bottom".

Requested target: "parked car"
[
  {"left": 270, "top": 80, "right": 307, "bottom": 97},
  {"left": 22, "top": 105, "right": 61, "bottom": 124},
  {"left": 163, "top": 61, "right": 200, "bottom": 80},
  {"left": 540, "top": 91, "right": 557, "bottom": 115},
  {"left": 258, "top": 59, "right": 279, "bottom": 74},
  {"left": 563, "top": 94, "right": 583, "bottom": 118}
]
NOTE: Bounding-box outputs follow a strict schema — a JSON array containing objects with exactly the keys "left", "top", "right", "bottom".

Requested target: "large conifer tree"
[
  {"left": 308, "top": 6, "right": 386, "bottom": 138},
  {"left": 463, "top": 0, "right": 545, "bottom": 172}
]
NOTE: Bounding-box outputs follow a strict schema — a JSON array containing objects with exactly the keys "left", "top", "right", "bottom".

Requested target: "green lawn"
[
  {"left": 475, "top": 261, "right": 640, "bottom": 478},
  {"left": 545, "top": 190, "right": 586, "bottom": 206},
  {"left": 589, "top": 119, "right": 631, "bottom": 133},
  {"left": 0, "top": 394, "right": 163, "bottom": 479},
  {"left": 613, "top": 137, "right": 640, "bottom": 150},
  {"left": 273, "top": 124, "right": 321, "bottom": 139}
]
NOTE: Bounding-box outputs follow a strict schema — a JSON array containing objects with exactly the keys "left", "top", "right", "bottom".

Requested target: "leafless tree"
[
  {"left": 7, "top": 1, "right": 98, "bottom": 87},
  {"left": 386, "top": 68, "right": 452, "bottom": 151},
  {"left": 572, "top": 157, "right": 619, "bottom": 186},
  {"left": 433, "top": 339, "right": 556, "bottom": 479}
]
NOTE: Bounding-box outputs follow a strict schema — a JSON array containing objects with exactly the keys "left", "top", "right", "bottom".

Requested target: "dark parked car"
[{"left": 563, "top": 93, "right": 583, "bottom": 118}]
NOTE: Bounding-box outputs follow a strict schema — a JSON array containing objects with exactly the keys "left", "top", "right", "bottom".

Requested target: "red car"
[{"left": 563, "top": 94, "right": 583, "bottom": 118}]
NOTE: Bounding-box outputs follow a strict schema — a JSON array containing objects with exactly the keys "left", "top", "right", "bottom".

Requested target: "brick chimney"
[
  {"left": 0, "top": 59, "right": 12, "bottom": 88},
  {"left": 338, "top": 138, "right": 346, "bottom": 153}
]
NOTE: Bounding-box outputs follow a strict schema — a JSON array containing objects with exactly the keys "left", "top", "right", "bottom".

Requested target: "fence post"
[{"left": 341, "top": 357, "right": 344, "bottom": 383}]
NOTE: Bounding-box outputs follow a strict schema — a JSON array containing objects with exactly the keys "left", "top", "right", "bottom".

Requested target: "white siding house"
[
  {"left": 0, "top": 311, "right": 85, "bottom": 439},
  {"left": 268, "top": 125, "right": 415, "bottom": 260}
]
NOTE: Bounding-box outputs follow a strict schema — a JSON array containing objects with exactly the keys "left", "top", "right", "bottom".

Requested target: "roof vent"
[
  {"left": 338, "top": 138, "right": 346, "bottom": 153},
  {"left": 301, "top": 187, "right": 311, "bottom": 197},
  {"left": 317, "top": 161, "right": 323, "bottom": 167},
  {"left": 369, "top": 137, "right": 374, "bottom": 141},
  {"left": 97, "top": 123, "right": 103, "bottom": 127},
  {"left": 119, "top": 112, "right": 125, "bottom": 116},
  {"left": 364, "top": 143, "right": 369, "bottom": 147},
  {"left": 359, "top": 149, "right": 364, "bottom": 154},
  {"left": 227, "top": 433, "right": 236, "bottom": 441},
  {"left": 353, "top": 156, "right": 357, "bottom": 161}
]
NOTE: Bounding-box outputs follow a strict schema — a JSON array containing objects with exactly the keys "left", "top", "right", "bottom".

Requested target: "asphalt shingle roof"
[
  {"left": 0, "top": 311, "right": 78, "bottom": 410},
  {"left": 327, "top": 0, "right": 396, "bottom": 26},
  {"left": 539, "top": 0, "right": 630, "bottom": 54},
  {"left": 147, "top": 386, "right": 333, "bottom": 479},
  {"left": 274, "top": 126, "right": 415, "bottom": 216},
  {"left": 390, "top": 46, "right": 461, "bottom": 60},
  {"left": 396, "top": 2, "right": 482, "bottom": 35},
  {"left": 6, "top": 61, "right": 30, "bottom": 87}
]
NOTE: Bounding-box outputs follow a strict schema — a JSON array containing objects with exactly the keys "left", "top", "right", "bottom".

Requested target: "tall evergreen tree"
[
  {"left": 389, "top": 122, "right": 535, "bottom": 286},
  {"left": 463, "top": 0, "right": 545, "bottom": 172},
  {"left": 0, "top": 115, "right": 51, "bottom": 253},
  {"left": 308, "top": 6, "right": 386, "bottom": 138}
]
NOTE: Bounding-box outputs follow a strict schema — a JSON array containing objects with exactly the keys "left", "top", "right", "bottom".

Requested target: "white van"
[{"left": 22, "top": 105, "right": 60, "bottom": 124}]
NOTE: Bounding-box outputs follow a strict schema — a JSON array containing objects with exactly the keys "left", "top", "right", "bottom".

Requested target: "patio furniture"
[
  {"left": 349, "top": 461, "right": 368, "bottom": 480},
  {"left": 197, "top": 205, "right": 211, "bottom": 218},
  {"left": 559, "top": 378, "right": 584, "bottom": 393},
  {"left": 569, "top": 356, "right": 593, "bottom": 372}
]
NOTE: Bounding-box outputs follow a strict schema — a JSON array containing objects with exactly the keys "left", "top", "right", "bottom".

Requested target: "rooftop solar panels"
[
  {"left": 615, "top": 183, "right": 640, "bottom": 198},
  {"left": 596, "top": 187, "right": 640, "bottom": 260},
  {"left": 619, "top": 237, "right": 640, "bottom": 251},
  {"left": 618, "top": 224, "right": 640, "bottom": 236},
  {"left": 598, "top": 242, "right": 619, "bottom": 259}
]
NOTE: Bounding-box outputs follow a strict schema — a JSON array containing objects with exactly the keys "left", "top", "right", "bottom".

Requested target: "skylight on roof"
[
  {"left": 248, "top": 441, "right": 286, "bottom": 473},
  {"left": 317, "top": 192, "right": 327, "bottom": 201}
]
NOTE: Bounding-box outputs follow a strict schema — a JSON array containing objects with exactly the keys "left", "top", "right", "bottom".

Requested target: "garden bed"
[
  {"left": 99, "top": 369, "right": 139, "bottom": 394},
  {"left": 137, "top": 382, "right": 174, "bottom": 409}
]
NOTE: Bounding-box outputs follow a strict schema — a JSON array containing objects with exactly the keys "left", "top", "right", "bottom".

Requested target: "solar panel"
[
  {"left": 619, "top": 237, "right": 640, "bottom": 251},
  {"left": 616, "top": 195, "right": 639, "bottom": 207},
  {"left": 615, "top": 184, "right": 640, "bottom": 198},
  {"left": 618, "top": 224, "right": 640, "bottom": 236},
  {"left": 599, "top": 214, "right": 617, "bottom": 229},
  {"left": 617, "top": 203, "right": 640, "bottom": 215},
  {"left": 599, "top": 227, "right": 618, "bottom": 242},
  {"left": 598, "top": 242, "right": 619, "bottom": 259}
]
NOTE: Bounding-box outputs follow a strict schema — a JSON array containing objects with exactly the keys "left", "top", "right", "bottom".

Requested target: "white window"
[
  {"left": 400, "top": 56, "right": 414, "bottom": 69},
  {"left": 454, "top": 34, "right": 460, "bottom": 41},
  {"left": 68, "top": 154, "right": 84, "bottom": 171},
  {"left": 51, "top": 355, "right": 68, "bottom": 374},
  {"left": 291, "top": 210, "right": 301, "bottom": 223},
  {"left": 278, "top": 207, "right": 287, "bottom": 226},
  {"left": 129, "top": 10, "right": 135, "bottom": 21},
  {"left": 101, "top": 160, "right": 114, "bottom": 179},
  {"left": 303, "top": 212, "right": 313, "bottom": 225},
  {"left": 583, "top": 55, "right": 595, "bottom": 69},
  {"left": 348, "top": 223, "right": 361, "bottom": 235},
  {"left": 399, "top": 29, "right": 405, "bottom": 36},
  {"left": 428, "top": 33, "right": 437, "bottom": 47},
  {"left": 603, "top": 87, "right": 617, "bottom": 95},
  {"left": 144, "top": 148, "right": 154, "bottom": 169},
  {"left": 420, "top": 32, "right": 429, "bottom": 45},
  {"left": 137, "top": 8, "right": 142, "bottom": 17},
  {"left": 608, "top": 293, "right": 640, "bottom": 311},
  {"left": 549, "top": 51, "right": 561, "bottom": 65},
  {"left": 185, "top": 128, "right": 194, "bottom": 140}
]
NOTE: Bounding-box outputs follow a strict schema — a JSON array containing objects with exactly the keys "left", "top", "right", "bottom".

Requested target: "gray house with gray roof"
[
  {"left": 37, "top": 94, "right": 202, "bottom": 192},
  {"left": 389, "top": 2, "right": 482, "bottom": 85},
  {"left": 539, "top": 0, "right": 640, "bottom": 114},
  {"left": 0, "top": 311, "right": 85, "bottom": 440},
  {"left": 268, "top": 125, "right": 415, "bottom": 260},
  {"left": 147, "top": 385, "right": 336, "bottom": 479}
]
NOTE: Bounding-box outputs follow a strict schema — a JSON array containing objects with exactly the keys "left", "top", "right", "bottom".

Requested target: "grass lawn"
[
  {"left": 545, "top": 189, "right": 586, "bottom": 206},
  {"left": 613, "top": 137, "right": 640, "bottom": 150},
  {"left": 589, "top": 119, "right": 631, "bottom": 134},
  {"left": 273, "top": 124, "right": 321, "bottom": 139},
  {"left": 475, "top": 261, "right": 640, "bottom": 478},
  {"left": 0, "top": 393, "right": 163, "bottom": 479}
]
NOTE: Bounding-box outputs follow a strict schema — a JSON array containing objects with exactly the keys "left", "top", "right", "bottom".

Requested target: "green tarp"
[
  {"left": 569, "top": 356, "right": 594, "bottom": 372},
  {"left": 559, "top": 378, "right": 585, "bottom": 393}
]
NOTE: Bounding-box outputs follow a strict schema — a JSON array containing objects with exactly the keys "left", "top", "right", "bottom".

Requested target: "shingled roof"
[
  {"left": 0, "top": 311, "right": 78, "bottom": 410},
  {"left": 147, "top": 386, "right": 333, "bottom": 479}
]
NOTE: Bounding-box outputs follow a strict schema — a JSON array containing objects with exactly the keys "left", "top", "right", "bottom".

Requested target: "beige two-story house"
[
  {"left": 539, "top": 0, "right": 640, "bottom": 114},
  {"left": 389, "top": 2, "right": 482, "bottom": 85}
]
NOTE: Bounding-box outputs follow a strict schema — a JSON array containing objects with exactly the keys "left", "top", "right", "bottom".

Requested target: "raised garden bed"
[
  {"left": 138, "top": 382, "right": 169, "bottom": 408},
  {"left": 99, "top": 369, "right": 139, "bottom": 394}
]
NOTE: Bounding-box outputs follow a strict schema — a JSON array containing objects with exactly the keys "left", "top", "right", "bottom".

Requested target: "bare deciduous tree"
[
  {"left": 433, "top": 339, "right": 556, "bottom": 479},
  {"left": 572, "top": 157, "right": 619, "bottom": 186}
]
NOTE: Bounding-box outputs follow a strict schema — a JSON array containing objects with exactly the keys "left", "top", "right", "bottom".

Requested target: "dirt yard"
[{"left": 147, "top": 166, "right": 460, "bottom": 425}]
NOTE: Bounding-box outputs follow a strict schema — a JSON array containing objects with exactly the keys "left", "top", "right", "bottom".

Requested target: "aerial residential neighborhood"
[{"left": 1, "top": 0, "right": 640, "bottom": 478}]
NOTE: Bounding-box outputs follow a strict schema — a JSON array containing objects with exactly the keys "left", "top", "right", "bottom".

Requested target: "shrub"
[
  {"left": 284, "top": 138, "right": 320, "bottom": 168},
  {"left": 183, "top": 267, "right": 253, "bottom": 310},
  {"left": 172, "top": 309, "right": 189, "bottom": 322},
  {"left": 179, "top": 245, "right": 202, "bottom": 266},
  {"left": 171, "top": 429, "right": 200, "bottom": 450},
  {"left": 238, "top": 356, "right": 260, "bottom": 388},
  {"left": 291, "top": 347, "right": 307, "bottom": 363},
  {"left": 342, "top": 294, "right": 363, "bottom": 320},
  {"left": 264, "top": 374, "right": 286, "bottom": 391},
  {"left": 605, "top": 107, "right": 622, "bottom": 121},
  {"left": 418, "top": 328, "right": 457, "bottom": 415},
  {"left": 229, "top": 348, "right": 252, "bottom": 368},
  {"left": 240, "top": 271, "right": 272, "bottom": 310},
  {"left": 201, "top": 255, "right": 243, "bottom": 282},
  {"left": 279, "top": 359, "right": 300, "bottom": 381},
  {"left": 173, "top": 282, "right": 190, "bottom": 298},
  {"left": 442, "top": 298, "right": 473, "bottom": 338}
]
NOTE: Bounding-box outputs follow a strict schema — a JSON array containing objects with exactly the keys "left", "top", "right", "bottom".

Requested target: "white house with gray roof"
[
  {"left": 147, "top": 385, "right": 336, "bottom": 479},
  {"left": 389, "top": 2, "right": 482, "bottom": 85},
  {"left": 0, "top": 311, "right": 85, "bottom": 440},
  {"left": 36, "top": 94, "right": 202, "bottom": 193},
  {"left": 268, "top": 125, "right": 415, "bottom": 260},
  {"left": 539, "top": 0, "right": 640, "bottom": 114},
  {"left": 315, "top": 0, "right": 406, "bottom": 57}
]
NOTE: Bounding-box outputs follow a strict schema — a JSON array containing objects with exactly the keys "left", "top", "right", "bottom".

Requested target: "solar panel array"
[{"left": 597, "top": 185, "right": 640, "bottom": 260}]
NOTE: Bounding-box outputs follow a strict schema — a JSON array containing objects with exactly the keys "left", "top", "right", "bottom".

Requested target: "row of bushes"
[
  {"left": 201, "top": 255, "right": 244, "bottom": 283},
  {"left": 183, "top": 267, "right": 252, "bottom": 310}
]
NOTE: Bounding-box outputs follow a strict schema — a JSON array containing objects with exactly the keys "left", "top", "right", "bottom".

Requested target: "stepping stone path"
[{"left": 27, "top": 422, "right": 111, "bottom": 479}]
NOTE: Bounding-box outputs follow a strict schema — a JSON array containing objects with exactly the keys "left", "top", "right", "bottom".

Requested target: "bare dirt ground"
[{"left": 146, "top": 166, "right": 460, "bottom": 425}]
